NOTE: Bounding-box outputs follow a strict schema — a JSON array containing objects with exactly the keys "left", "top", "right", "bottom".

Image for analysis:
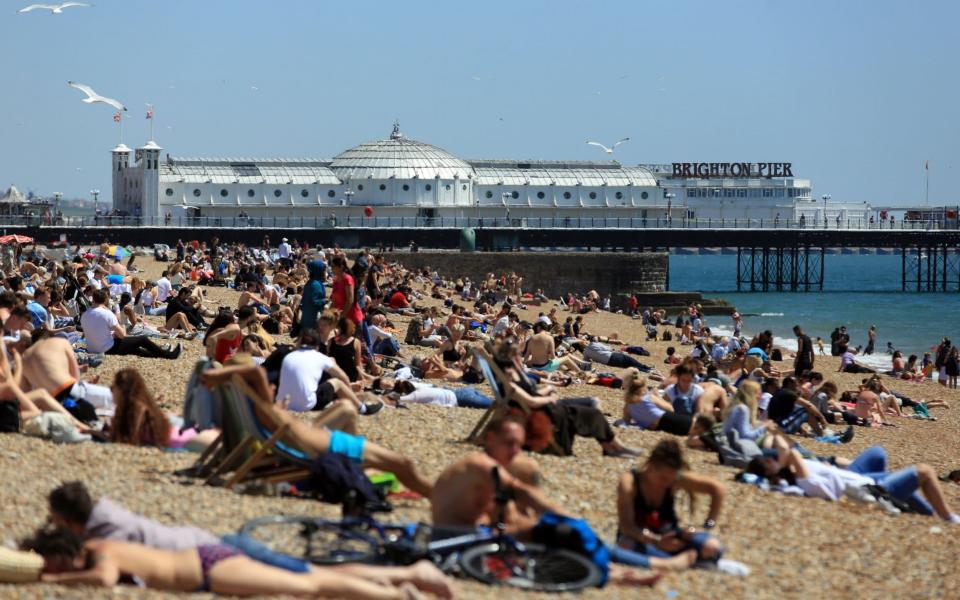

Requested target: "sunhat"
[{"left": 0, "top": 546, "right": 43, "bottom": 583}]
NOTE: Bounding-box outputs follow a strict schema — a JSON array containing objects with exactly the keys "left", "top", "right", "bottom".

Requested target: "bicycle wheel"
[
  {"left": 239, "top": 516, "right": 380, "bottom": 565},
  {"left": 458, "top": 541, "right": 602, "bottom": 592}
]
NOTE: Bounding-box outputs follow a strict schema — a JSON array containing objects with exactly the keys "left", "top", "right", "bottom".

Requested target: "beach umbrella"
[
  {"left": 0, "top": 234, "right": 33, "bottom": 245},
  {"left": 106, "top": 245, "right": 130, "bottom": 258}
]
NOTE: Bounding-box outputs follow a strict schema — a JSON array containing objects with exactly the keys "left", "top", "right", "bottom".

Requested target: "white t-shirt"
[
  {"left": 156, "top": 277, "right": 172, "bottom": 302},
  {"left": 81, "top": 306, "right": 118, "bottom": 353},
  {"left": 276, "top": 348, "right": 336, "bottom": 412},
  {"left": 399, "top": 382, "right": 458, "bottom": 407},
  {"left": 278, "top": 242, "right": 291, "bottom": 258},
  {"left": 797, "top": 460, "right": 874, "bottom": 501},
  {"left": 493, "top": 315, "right": 511, "bottom": 336}
]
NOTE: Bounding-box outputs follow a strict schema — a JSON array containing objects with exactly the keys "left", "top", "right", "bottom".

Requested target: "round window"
[
  {"left": 563, "top": 191, "right": 571, "bottom": 199},
  {"left": 511, "top": 191, "right": 519, "bottom": 199},
  {"left": 357, "top": 184, "right": 364, "bottom": 191},
  {"left": 462, "top": 184, "right": 467, "bottom": 191},
  {"left": 247, "top": 189, "right": 255, "bottom": 198},
  {"left": 274, "top": 189, "right": 282, "bottom": 198},
  {"left": 379, "top": 184, "right": 386, "bottom": 191},
  {"left": 615, "top": 191, "right": 623, "bottom": 200},
  {"left": 537, "top": 191, "right": 545, "bottom": 199},
  {"left": 301, "top": 189, "right": 309, "bottom": 198},
  {"left": 485, "top": 191, "right": 492, "bottom": 199},
  {"left": 641, "top": 191, "right": 649, "bottom": 199},
  {"left": 445, "top": 184, "right": 451, "bottom": 191},
  {"left": 589, "top": 192, "right": 597, "bottom": 199},
  {"left": 425, "top": 184, "right": 432, "bottom": 191},
  {"left": 402, "top": 184, "right": 409, "bottom": 191},
  {"left": 165, "top": 188, "right": 174, "bottom": 197},
  {"left": 192, "top": 189, "right": 201, "bottom": 197},
  {"left": 327, "top": 190, "right": 336, "bottom": 198},
  {"left": 220, "top": 189, "right": 229, "bottom": 197}
]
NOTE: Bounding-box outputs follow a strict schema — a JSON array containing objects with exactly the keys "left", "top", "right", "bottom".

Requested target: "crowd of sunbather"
[{"left": 1, "top": 237, "right": 958, "bottom": 596}]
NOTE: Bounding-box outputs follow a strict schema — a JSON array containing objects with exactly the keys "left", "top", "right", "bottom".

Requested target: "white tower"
[
  {"left": 136, "top": 140, "right": 163, "bottom": 219},
  {"left": 111, "top": 143, "right": 131, "bottom": 212}
]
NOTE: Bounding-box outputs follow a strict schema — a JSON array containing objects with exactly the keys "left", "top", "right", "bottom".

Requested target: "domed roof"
[{"left": 329, "top": 122, "right": 473, "bottom": 181}]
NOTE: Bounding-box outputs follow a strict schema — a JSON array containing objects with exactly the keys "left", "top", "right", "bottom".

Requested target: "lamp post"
[
  {"left": 90, "top": 189, "right": 100, "bottom": 216},
  {"left": 53, "top": 192, "right": 62, "bottom": 219},
  {"left": 664, "top": 192, "right": 675, "bottom": 225},
  {"left": 501, "top": 192, "right": 512, "bottom": 226},
  {"left": 821, "top": 194, "right": 831, "bottom": 228}
]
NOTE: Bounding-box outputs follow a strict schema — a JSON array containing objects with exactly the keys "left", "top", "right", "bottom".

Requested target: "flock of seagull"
[{"left": 20, "top": 1, "right": 633, "bottom": 157}]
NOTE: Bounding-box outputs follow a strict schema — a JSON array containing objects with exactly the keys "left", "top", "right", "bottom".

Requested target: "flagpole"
[
  {"left": 119, "top": 113, "right": 123, "bottom": 145},
  {"left": 925, "top": 162, "right": 929, "bottom": 206}
]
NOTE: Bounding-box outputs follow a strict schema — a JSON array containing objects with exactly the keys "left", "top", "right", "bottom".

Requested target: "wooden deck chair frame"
[
  {"left": 219, "top": 377, "right": 313, "bottom": 490},
  {"left": 465, "top": 348, "right": 564, "bottom": 455}
]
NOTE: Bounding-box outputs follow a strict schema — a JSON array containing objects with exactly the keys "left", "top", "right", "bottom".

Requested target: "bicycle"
[{"left": 238, "top": 468, "right": 602, "bottom": 592}]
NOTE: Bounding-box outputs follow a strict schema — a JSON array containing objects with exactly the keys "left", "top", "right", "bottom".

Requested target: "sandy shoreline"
[{"left": 2, "top": 255, "right": 960, "bottom": 600}]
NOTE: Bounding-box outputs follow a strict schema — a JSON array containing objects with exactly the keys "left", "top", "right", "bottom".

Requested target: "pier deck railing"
[{"left": 4, "top": 215, "right": 957, "bottom": 230}]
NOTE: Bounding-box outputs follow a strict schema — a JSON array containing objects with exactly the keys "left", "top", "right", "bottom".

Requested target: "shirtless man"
[
  {"left": 432, "top": 415, "right": 551, "bottom": 533},
  {"left": 19, "top": 335, "right": 113, "bottom": 409},
  {"left": 24, "top": 527, "right": 452, "bottom": 599},
  {"left": 524, "top": 322, "right": 586, "bottom": 376}
]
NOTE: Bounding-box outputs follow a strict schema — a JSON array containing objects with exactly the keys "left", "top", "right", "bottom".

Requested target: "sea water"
[{"left": 669, "top": 254, "right": 959, "bottom": 371}]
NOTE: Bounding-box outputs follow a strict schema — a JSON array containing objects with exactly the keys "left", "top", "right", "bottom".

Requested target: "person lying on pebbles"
[{"left": 21, "top": 527, "right": 453, "bottom": 599}]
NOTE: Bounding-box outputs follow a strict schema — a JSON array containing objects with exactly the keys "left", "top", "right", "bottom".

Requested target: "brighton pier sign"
[{"left": 671, "top": 162, "right": 793, "bottom": 178}]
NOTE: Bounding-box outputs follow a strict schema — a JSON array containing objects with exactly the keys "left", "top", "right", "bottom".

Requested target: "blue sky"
[{"left": 1, "top": 0, "right": 957, "bottom": 205}]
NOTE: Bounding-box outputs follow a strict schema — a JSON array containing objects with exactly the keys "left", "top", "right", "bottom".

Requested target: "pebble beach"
[{"left": 3, "top": 255, "right": 960, "bottom": 600}]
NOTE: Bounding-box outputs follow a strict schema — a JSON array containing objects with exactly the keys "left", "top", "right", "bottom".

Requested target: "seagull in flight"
[
  {"left": 585, "top": 138, "right": 630, "bottom": 154},
  {"left": 67, "top": 81, "right": 127, "bottom": 111},
  {"left": 18, "top": 2, "right": 90, "bottom": 14}
]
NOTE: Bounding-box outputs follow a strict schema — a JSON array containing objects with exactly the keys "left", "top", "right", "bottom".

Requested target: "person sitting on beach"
[
  {"left": 109, "top": 368, "right": 214, "bottom": 450},
  {"left": 21, "top": 527, "right": 453, "bottom": 599},
  {"left": 615, "top": 440, "right": 725, "bottom": 569},
  {"left": 747, "top": 432, "right": 960, "bottom": 523},
  {"left": 765, "top": 378, "right": 830, "bottom": 436},
  {"left": 200, "top": 359, "right": 433, "bottom": 497},
  {"left": 524, "top": 321, "right": 588, "bottom": 376},
  {"left": 620, "top": 370, "right": 709, "bottom": 438},
  {"left": 48, "top": 481, "right": 219, "bottom": 550},
  {"left": 432, "top": 416, "right": 689, "bottom": 580},
  {"left": 18, "top": 334, "right": 113, "bottom": 411},
  {"left": 839, "top": 346, "right": 874, "bottom": 374},
  {"left": 720, "top": 381, "right": 776, "bottom": 446},
  {"left": 80, "top": 289, "right": 181, "bottom": 359}
]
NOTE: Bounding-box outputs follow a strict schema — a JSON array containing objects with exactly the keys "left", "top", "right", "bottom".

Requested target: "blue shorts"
[
  {"left": 328, "top": 429, "right": 365, "bottom": 464},
  {"left": 107, "top": 274, "right": 124, "bottom": 285},
  {"left": 627, "top": 529, "right": 722, "bottom": 563}
]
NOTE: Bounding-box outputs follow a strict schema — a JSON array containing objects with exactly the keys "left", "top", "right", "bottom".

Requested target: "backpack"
[
  {"left": 662, "top": 330, "right": 673, "bottom": 342},
  {"left": 404, "top": 317, "right": 424, "bottom": 345},
  {"left": 531, "top": 512, "right": 609, "bottom": 587},
  {"left": 305, "top": 453, "right": 391, "bottom": 517}
]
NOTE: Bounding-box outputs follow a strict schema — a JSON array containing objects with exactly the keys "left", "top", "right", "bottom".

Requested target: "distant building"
[{"left": 112, "top": 122, "right": 861, "bottom": 226}]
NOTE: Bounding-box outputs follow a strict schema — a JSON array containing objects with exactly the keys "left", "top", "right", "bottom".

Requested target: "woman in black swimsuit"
[
  {"left": 328, "top": 315, "right": 363, "bottom": 382},
  {"left": 616, "top": 440, "right": 725, "bottom": 568}
]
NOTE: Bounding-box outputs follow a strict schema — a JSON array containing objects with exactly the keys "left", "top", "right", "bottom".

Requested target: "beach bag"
[
  {"left": 531, "top": 512, "right": 609, "bottom": 587},
  {"left": 510, "top": 407, "right": 554, "bottom": 453},
  {"left": 404, "top": 317, "right": 423, "bottom": 345},
  {"left": 62, "top": 397, "right": 98, "bottom": 425},
  {"left": 592, "top": 373, "right": 623, "bottom": 389},
  {"left": 662, "top": 330, "right": 673, "bottom": 342},
  {"left": 0, "top": 400, "right": 20, "bottom": 433}
]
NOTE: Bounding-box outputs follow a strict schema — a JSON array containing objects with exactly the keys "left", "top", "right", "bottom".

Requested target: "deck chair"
[
  {"left": 213, "top": 378, "right": 314, "bottom": 490},
  {"left": 465, "top": 348, "right": 564, "bottom": 455}
]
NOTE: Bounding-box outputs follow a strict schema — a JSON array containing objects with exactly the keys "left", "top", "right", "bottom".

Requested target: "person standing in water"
[{"left": 864, "top": 325, "right": 877, "bottom": 355}]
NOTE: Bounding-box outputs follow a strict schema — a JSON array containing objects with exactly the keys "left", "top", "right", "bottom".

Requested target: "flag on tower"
[
  {"left": 113, "top": 112, "right": 121, "bottom": 122},
  {"left": 146, "top": 107, "right": 154, "bottom": 119},
  {"left": 925, "top": 160, "right": 929, "bottom": 170}
]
